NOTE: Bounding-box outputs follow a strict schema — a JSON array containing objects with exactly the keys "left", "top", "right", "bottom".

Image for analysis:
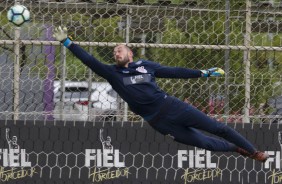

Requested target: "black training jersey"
[{"left": 68, "top": 43, "right": 202, "bottom": 118}]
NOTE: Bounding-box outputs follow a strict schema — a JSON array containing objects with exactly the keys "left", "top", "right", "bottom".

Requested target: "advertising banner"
[{"left": 0, "top": 120, "right": 280, "bottom": 184}]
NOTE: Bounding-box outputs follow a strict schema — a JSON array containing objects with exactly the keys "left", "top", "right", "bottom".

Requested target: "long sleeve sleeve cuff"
[{"left": 62, "top": 37, "right": 72, "bottom": 48}]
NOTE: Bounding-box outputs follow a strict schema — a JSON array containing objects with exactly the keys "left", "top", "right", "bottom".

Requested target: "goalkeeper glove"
[
  {"left": 201, "top": 67, "right": 225, "bottom": 77},
  {"left": 53, "top": 26, "right": 72, "bottom": 48}
]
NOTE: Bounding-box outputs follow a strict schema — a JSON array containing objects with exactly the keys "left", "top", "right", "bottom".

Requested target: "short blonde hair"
[{"left": 115, "top": 44, "right": 131, "bottom": 51}]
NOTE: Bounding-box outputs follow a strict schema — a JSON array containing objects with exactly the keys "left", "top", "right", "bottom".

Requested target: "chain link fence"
[{"left": 0, "top": 0, "right": 282, "bottom": 123}]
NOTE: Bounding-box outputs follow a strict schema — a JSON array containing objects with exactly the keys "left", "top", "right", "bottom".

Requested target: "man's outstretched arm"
[
  {"left": 154, "top": 64, "right": 224, "bottom": 79},
  {"left": 53, "top": 26, "right": 112, "bottom": 79}
]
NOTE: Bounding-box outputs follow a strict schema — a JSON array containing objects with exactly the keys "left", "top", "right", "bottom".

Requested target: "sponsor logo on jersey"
[
  {"left": 136, "top": 66, "right": 147, "bottom": 73},
  {"left": 123, "top": 74, "right": 151, "bottom": 85}
]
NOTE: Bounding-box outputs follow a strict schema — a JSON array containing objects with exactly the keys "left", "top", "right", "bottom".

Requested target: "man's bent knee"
[{"left": 214, "top": 124, "right": 231, "bottom": 138}]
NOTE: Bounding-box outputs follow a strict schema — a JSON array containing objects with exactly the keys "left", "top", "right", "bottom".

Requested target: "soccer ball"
[{"left": 7, "top": 5, "right": 30, "bottom": 26}]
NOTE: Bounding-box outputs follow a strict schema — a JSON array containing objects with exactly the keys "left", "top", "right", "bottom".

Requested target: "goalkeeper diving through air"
[{"left": 53, "top": 26, "right": 269, "bottom": 162}]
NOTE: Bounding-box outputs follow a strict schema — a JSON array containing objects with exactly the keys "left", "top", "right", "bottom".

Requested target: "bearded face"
[
  {"left": 116, "top": 54, "right": 130, "bottom": 67},
  {"left": 113, "top": 45, "right": 133, "bottom": 67}
]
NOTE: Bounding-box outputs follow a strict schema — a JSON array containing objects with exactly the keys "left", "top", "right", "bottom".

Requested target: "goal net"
[{"left": 0, "top": 0, "right": 282, "bottom": 123}]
